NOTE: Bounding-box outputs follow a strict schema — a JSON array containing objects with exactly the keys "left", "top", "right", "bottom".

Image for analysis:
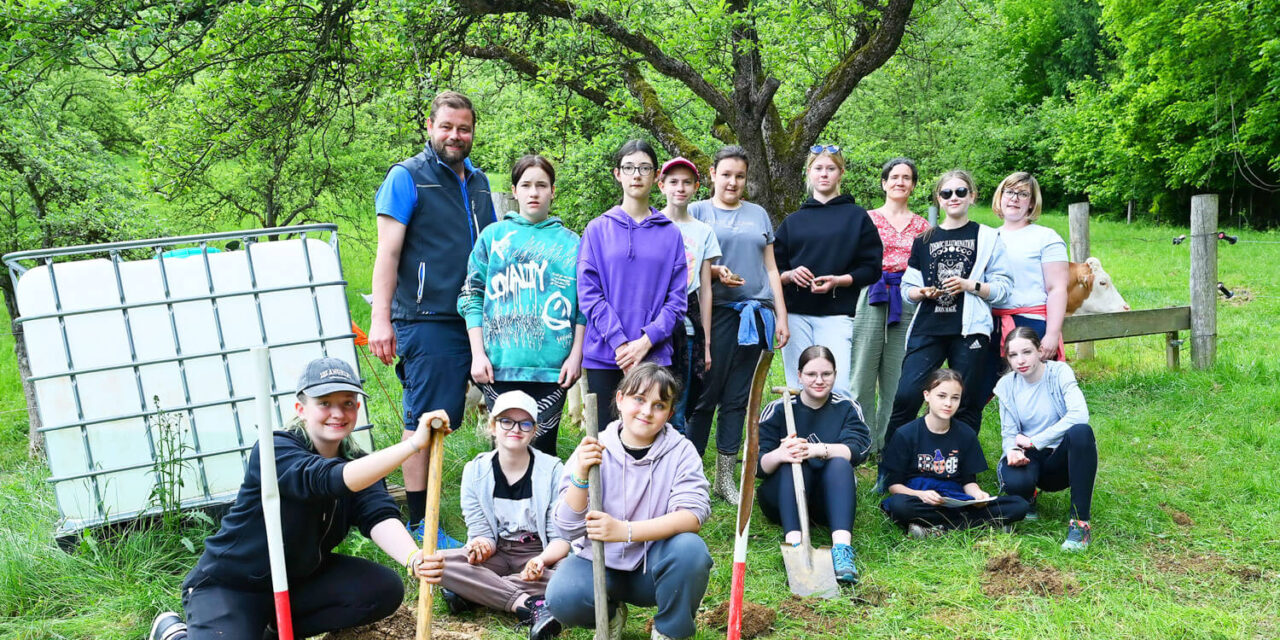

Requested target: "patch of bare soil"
[
  {"left": 982, "top": 551, "right": 1077, "bottom": 598},
  {"left": 324, "top": 604, "right": 485, "bottom": 640},
  {"left": 1159, "top": 503, "right": 1194, "bottom": 527},
  {"left": 1145, "top": 544, "right": 1267, "bottom": 584},
  {"left": 695, "top": 600, "right": 776, "bottom": 639},
  {"left": 850, "top": 583, "right": 889, "bottom": 607}
]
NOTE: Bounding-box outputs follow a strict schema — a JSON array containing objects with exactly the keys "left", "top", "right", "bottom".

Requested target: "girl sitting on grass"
[
  {"left": 148, "top": 357, "right": 445, "bottom": 640},
  {"left": 757, "top": 345, "right": 871, "bottom": 583},
  {"left": 439, "top": 391, "right": 571, "bottom": 640},
  {"left": 545, "top": 363, "right": 712, "bottom": 640},
  {"left": 995, "top": 327, "right": 1096, "bottom": 551},
  {"left": 879, "top": 368, "right": 1029, "bottom": 537}
]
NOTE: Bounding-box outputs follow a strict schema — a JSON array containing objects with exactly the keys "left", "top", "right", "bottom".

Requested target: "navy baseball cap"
[{"left": 295, "top": 357, "right": 367, "bottom": 398}]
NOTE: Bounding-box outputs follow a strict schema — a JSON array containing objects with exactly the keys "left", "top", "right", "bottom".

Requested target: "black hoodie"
[
  {"left": 194, "top": 431, "right": 401, "bottom": 590},
  {"left": 773, "top": 194, "right": 883, "bottom": 316}
]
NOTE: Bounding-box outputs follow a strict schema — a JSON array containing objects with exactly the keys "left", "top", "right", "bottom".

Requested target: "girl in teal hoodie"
[{"left": 459, "top": 155, "right": 586, "bottom": 456}]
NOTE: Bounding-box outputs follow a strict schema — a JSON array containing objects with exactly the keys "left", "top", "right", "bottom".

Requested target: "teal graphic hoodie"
[{"left": 458, "top": 212, "right": 585, "bottom": 383}]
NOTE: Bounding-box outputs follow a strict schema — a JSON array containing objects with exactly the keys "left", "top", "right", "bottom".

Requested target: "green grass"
[{"left": 2, "top": 209, "right": 1279, "bottom": 639}]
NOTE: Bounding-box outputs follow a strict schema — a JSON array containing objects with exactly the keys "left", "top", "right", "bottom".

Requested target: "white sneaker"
[{"left": 651, "top": 626, "right": 675, "bottom": 640}]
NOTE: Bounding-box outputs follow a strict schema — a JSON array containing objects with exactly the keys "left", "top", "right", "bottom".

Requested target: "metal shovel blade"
[{"left": 780, "top": 543, "right": 839, "bottom": 599}]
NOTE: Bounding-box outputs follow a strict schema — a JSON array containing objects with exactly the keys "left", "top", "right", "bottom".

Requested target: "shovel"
[{"left": 771, "top": 386, "right": 839, "bottom": 600}]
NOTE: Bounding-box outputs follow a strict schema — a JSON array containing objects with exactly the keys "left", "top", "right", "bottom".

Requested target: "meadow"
[{"left": 1, "top": 207, "right": 1278, "bottom": 639}]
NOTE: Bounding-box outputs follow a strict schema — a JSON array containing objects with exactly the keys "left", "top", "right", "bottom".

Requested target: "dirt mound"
[
  {"left": 1159, "top": 503, "right": 1194, "bottom": 527},
  {"left": 982, "top": 551, "right": 1077, "bottom": 598},
  {"left": 696, "top": 600, "right": 776, "bottom": 639},
  {"left": 324, "top": 604, "right": 485, "bottom": 640}
]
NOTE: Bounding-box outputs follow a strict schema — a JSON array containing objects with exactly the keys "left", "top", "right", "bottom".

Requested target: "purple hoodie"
[
  {"left": 577, "top": 206, "right": 688, "bottom": 369},
  {"left": 554, "top": 422, "right": 711, "bottom": 571}
]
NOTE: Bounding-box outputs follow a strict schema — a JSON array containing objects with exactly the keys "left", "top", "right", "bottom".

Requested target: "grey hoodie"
[
  {"left": 461, "top": 448, "right": 565, "bottom": 548},
  {"left": 554, "top": 422, "right": 711, "bottom": 571}
]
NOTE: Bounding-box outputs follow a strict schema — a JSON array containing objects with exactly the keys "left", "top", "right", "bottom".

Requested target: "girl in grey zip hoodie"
[{"left": 545, "top": 364, "right": 712, "bottom": 639}]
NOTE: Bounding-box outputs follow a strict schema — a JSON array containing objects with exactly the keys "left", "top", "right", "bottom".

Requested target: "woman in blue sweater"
[
  {"left": 995, "top": 327, "right": 1097, "bottom": 551},
  {"left": 757, "top": 346, "right": 870, "bottom": 583},
  {"left": 148, "top": 358, "right": 446, "bottom": 640}
]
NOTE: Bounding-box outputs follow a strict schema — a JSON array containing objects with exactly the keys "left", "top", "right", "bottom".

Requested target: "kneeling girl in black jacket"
[
  {"left": 149, "top": 358, "right": 446, "bottom": 640},
  {"left": 757, "top": 345, "right": 871, "bottom": 584}
]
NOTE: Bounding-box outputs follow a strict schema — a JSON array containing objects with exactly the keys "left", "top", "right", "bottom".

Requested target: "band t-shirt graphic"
[
  {"left": 881, "top": 419, "right": 988, "bottom": 487},
  {"left": 909, "top": 221, "right": 978, "bottom": 336}
]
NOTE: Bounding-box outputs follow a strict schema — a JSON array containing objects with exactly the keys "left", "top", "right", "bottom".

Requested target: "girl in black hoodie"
[{"left": 774, "top": 145, "right": 883, "bottom": 397}]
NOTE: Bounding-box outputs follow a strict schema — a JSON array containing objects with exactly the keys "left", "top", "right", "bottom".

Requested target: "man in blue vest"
[{"left": 369, "top": 91, "right": 496, "bottom": 540}]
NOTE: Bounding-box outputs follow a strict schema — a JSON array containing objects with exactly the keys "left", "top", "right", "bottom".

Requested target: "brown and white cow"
[{"left": 1066, "top": 257, "right": 1130, "bottom": 315}]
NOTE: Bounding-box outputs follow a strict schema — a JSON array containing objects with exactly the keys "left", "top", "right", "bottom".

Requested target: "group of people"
[{"left": 147, "top": 91, "right": 1099, "bottom": 640}]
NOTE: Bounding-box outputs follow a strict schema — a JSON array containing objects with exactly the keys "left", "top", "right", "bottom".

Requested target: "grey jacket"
[
  {"left": 901, "top": 222, "right": 1012, "bottom": 338},
  {"left": 460, "top": 448, "right": 565, "bottom": 548},
  {"left": 994, "top": 360, "right": 1090, "bottom": 454}
]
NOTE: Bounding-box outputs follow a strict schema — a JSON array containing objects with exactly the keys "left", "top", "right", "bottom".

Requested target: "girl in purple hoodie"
[
  {"left": 577, "top": 140, "right": 688, "bottom": 428},
  {"left": 545, "top": 363, "right": 712, "bottom": 640}
]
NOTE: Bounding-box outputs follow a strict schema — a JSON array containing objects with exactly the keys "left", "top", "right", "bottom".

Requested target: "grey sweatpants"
[
  {"left": 440, "top": 537, "right": 553, "bottom": 612},
  {"left": 849, "top": 288, "right": 916, "bottom": 453}
]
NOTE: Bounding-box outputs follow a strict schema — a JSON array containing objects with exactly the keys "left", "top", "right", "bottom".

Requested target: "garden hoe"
[
  {"left": 416, "top": 414, "right": 450, "bottom": 640},
  {"left": 727, "top": 350, "right": 773, "bottom": 640},
  {"left": 771, "top": 386, "right": 839, "bottom": 599}
]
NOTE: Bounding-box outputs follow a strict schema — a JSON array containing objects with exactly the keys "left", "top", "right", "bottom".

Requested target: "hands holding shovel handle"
[{"left": 416, "top": 414, "right": 452, "bottom": 640}]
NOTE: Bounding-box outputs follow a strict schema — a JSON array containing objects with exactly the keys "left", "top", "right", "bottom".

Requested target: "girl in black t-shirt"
[{"left": 879, "top": 369, "right": 1028, "bottom": 537}]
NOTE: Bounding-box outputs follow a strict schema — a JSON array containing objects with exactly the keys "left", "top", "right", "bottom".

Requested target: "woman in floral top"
[{"left": 849, "top": 157, "right": 931, "bottom": 463}]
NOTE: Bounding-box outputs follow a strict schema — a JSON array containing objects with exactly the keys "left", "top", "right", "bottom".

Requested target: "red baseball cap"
[{"left": 660, "top": 157, "right": 700, "bottom": 180}]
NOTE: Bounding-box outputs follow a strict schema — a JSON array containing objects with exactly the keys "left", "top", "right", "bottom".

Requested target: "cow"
[{"left": 1066, "top": 257, "right": 1130, "bottom": 315}]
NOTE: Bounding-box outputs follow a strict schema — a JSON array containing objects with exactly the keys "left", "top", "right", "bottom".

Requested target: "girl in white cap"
[
  {"left": 149, "top": 357, "right": 448, "bottom": 640},
  {"left": 439, "top": 391, "right": 571, "bottom": 640}
]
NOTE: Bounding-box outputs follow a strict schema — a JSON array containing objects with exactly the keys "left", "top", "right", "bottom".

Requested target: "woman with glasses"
[
  {"left": 757, "top": 346, "right": 870, "bottom": 583},
  {"left": 849, "top": 158, "right": 931, "bottom": 457},
  {"left": 440, "top": 391, "right": 571, "bottom": 639},
  {"left": 885, "top": 170, "right": 1011, "bottom": 447},
  {"left": 685, "top": 145, "right": 789, "bottom": 502},
  {"left": 971, "top": 172, "right": 1069, "bottom": 433},
  {"left": 773, "top": 145, "right": 883, "bottom": 397},
  {"left": 578, "top": 139, "right": 688, "bottom": 430},
  {"left": 460, "top": 155, "right": 586, "bottom": 456}
]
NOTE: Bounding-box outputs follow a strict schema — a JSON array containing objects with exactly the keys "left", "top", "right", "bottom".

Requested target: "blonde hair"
[
  {"left": 991, "top": 172, "right": 1043, "bottom": 221},
  {"left": 284, "top": 398, "right": 367, "bottom": 460},
  {"left": 932, "top": 169, "right": 977, "bottom": 201},
  {"left": 803, "top": 149, "right": 846, "bottom": 195}
]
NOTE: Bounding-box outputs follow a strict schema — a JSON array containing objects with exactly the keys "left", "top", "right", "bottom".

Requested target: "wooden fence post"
[
  {"left": 1190, "top": 194, "right": 1218, "bottom": 369},
  {"left": 1068, "top": 202, "right": 1094, "bottom": 359},
  {"left": 927, "top": 205, "right": 937, "bottom": 227},
  {"left": 491, "top": 191, "right": 515, "bottom": 215}
]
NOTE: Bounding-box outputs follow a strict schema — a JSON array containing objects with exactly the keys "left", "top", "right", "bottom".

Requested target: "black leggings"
[
  {"left": 887, "top": 332, "right": 989, "bottom": 441},
  {"left": 180, "top": 554, "right": 402, "bottom": 639},
  {"left": 998, "top": 423, "right": 1097, "bottom": 521},
  {"left": 880, "top": 493, "right": 1029, "bottom": 531},
  {"left": 684, "top": 305, "right": 767, "bottom": 456},
  {"left": 758, "top": 458, "right": 857, "bottom": 534},
  {"left": 584, "top": 368, "right": 626, "bottom": 429}
]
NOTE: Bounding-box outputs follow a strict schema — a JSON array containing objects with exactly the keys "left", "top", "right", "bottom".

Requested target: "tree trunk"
[{"left": 1, "top": 279, "right": 43, "bottom": 458}]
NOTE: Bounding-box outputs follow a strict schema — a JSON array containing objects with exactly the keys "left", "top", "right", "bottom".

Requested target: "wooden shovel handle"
[{"left": 416, "top": 425, "right": 447, "bottom": 640}]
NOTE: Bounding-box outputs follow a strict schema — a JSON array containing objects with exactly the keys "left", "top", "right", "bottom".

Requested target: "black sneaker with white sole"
[
  {"left": 149, "top": 612, "right": 187, "bottom": 640},
  {"left": 442, "top": 588, "right": 474, "bottom": 616},
  {"left": 528, "top": 599, "right": 562, "bottom": 640}
]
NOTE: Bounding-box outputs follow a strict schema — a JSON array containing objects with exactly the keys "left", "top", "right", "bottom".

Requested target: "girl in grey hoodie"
[{"left": 545, "top": 364, "right": 712, "bottom": 640}]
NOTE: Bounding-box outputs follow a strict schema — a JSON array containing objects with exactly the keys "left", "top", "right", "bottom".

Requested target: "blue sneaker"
[
  {"left": 831, "top": 543, "right": 859, "bottom": 584},
  {"left": 407, "top": 521, "right": 464, "bottom": 550},
  {"left": 1025, "top": 490, "right": 1039, "bottom": 521},
  {"left": 1061, "top": 520, "right": 1091, "bottom": 551}
]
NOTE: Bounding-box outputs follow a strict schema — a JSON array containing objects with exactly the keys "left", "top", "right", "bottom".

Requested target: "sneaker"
[
  {"left": 528, "top": 599, "right": 562, "bottom": 640},
  {"left": 651, "top": 627, "right": 675, "bottom": 640},
  {"left": 149, "top": 612, "right": 187, "bottom": 640},
  {"left": 608, "top": 602, "right": 628, "bottom": 638},
  {"left": 406, "top": 521, "right": 465, "bottom": 550},
  {"left": 872, "top": 471, "right": 888, "bottom": 495},
  {"left": 442, "top": 588, "right": 473, "bottom": 616},
  {"left": 1062, "top": 520, "right": 1091, "bottom": 551},
  {"left": 907, "top": 523, "right": 944, "bottom": 539},
  {"left": 1024, "top": 490, "right": 1039, "bottom": 521},
  {"left": 831, "top": 543, "right": 859, "bottom": 584}
]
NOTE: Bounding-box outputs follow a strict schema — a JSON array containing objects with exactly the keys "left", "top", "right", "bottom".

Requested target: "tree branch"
[{"left": 621, "top": 66, "right": 711, "bottom": 169}]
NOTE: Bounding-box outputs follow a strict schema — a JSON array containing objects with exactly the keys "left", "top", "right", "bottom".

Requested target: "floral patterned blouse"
[{"left": 867, "top": 209, "right": 930, "bottom": 273}]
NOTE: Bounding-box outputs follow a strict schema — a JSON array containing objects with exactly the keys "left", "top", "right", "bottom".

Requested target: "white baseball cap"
[{"left": 491, "top": 390, "right": 538, "bottom": 420}]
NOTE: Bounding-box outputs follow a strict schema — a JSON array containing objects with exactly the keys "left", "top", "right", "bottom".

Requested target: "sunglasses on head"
[
  {"left": 496, "top": 417, "right": 536, "bottom": 432},
  {"left": 810, "top": 144, "right": 842, "bottom": 154},
  {"left": 939, "top": 187, "right": 970, "bottom": 199}
]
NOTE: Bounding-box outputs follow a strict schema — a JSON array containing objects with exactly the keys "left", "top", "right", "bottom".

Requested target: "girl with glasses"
[
  {"left": 757, "top": 346, "right": 871, "bottom": 583},
  {"left": 885, "top": 170, "right": 1012, "bottom": 448},
  {"left": 440, "top": 391, "right": 571, "bottom": 639},
  {"left": 970, "top": 172, "right": 1070, "bottom": 433},
  {"left": 685, "top": 145, "right": 790, "bottom": 503},
  {"left": 773, "top": 145, "right": 883, "bottom": 398},
  {"left": 460, "top": 154, "right": 586, "bottom": 456},
  {"left": 578, "top": 140, "right": 688, "bottom": 430},
  {"left": 849, "top": 157, "right": 932, "bottom": 457}
]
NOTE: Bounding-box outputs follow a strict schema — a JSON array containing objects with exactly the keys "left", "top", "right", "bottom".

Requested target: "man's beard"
[{"left": 432, "top": 139, "right": 471, "bottom": 165}]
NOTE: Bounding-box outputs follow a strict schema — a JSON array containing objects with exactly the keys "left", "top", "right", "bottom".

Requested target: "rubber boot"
[{"left": 714, "top": 452, "right": 741, "bottom": 503}]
